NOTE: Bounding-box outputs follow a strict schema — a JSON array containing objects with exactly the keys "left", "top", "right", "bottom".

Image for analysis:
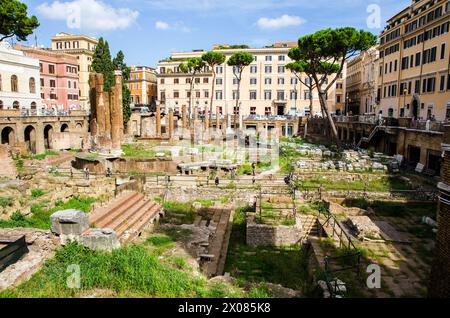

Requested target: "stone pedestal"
[{"left": 168, "top": 109, "right": 174, "bottom": 140}]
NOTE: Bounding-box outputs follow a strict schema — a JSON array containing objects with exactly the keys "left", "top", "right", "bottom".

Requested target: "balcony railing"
[
  {"left": 0, "top": 109, "right": 87, "bottom": 118},
  {"left": 334, "top": 114, "right": 447, "bottom": 132}
]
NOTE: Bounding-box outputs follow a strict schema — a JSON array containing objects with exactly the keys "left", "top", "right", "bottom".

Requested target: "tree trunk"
[
  {"left": 188, "top": 79, "right": 194, "bottom": 127},
  {"left": 234, "top": 80, "right": 241, "bottom": 134},
  {"left": 318, "top": 91, "right": 340, "bottom": 148},
  {"left": 209, "top": 71, "right": 216, "bottom": 128}
]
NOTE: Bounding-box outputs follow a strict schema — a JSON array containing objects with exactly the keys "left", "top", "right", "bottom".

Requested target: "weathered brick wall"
[
  {"left": 429, "top": 126, "right": 450, "bottom": 298},
  {"left": 246, "top": 214, "right": 303, "bottom": 247}
]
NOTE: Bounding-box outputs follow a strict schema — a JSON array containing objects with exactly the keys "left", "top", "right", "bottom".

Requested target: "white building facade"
[
  {"left": 157, "top": 44, "right": 346, "bottom": 117},
  {"left": 0, "top": 42, "right": 42, "bottom": 111}
]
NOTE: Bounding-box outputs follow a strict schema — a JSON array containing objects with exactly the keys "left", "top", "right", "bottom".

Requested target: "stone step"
[
  {"left": 104, "top": 198, "right": 153, "bottom": 233},
  {"left": 90, "top": 192, "right": 143, "bottom": 227},
  {"left": 122, "top": 204, "right": 162, "bottom": 242},
  {"left": 115, "top": 200, "right": 159, "bottom": 237}
]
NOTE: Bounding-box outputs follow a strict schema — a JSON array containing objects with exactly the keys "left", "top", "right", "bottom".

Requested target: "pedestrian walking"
[
  {"left": 84, "top": 167, "right": 90, "bottom": 180},
  {"left": 215, "top": 176, "right": 220, "bottom": 187}
]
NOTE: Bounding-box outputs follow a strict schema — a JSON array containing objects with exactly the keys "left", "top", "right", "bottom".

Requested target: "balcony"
[{"left": 0, "top": 109, "right": 87, "bottom": 118}]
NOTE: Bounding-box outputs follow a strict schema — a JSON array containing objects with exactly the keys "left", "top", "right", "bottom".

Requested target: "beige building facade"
[
  {"left": 51, "top": 33, "right": 98, "bottom": 111},
  {"left": 378, "top": 0, "right": 450, "bottom": 121},
  {"left": 157, "top": 43, "right": 346, "bottom": 118},
  {"left": 346, "top": 46, "right": 380, "bottom": 115}
]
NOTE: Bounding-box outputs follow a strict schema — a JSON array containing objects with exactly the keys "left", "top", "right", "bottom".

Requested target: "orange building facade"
[{"left": 126, "top": 66, "right": 157, "bottom": 106}]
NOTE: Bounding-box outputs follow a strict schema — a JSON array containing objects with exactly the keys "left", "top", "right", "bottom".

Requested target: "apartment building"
[
  {"left": 157, "top": 42, "right": 346, "bottom": 118},
  {"left": 51, "top": 33, "right": 98, "bottom": 111},
  {"left": 378, "top": 0, "right": 450, "bottom": 121},
  {"left": 346, "top": 46, "right": 380, "bottom": 115},
  {"left": 22, "top": 47, "right": 80, "bottom": 111},
  {"left": 126, "top": 66, "right": 157, "bottom": 106},
  {"left": 0, "top": 42, "right": 41, "bottom": 111}
]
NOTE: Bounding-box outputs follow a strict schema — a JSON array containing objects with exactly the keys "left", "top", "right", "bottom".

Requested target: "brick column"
[
  {"left": 168, "top": 108, "right": 174, "bottom": 140},
  {"left": 111, "top": 71, "right": 123, "bottom": 151},
  {"left": 156, "top": 104, "right": 161, "bottom": 137},
  {"left": 429, "top": 125, "right": 450, "bottom": 298},
  {"left": 216, "top": 106, "right": 220, "bottom": 131},
  {"left": 95, "top": 73, "right": 106, "bottom": 133},
  {"left": 182, "top": 105, "right": 187, "bottom": 129}
]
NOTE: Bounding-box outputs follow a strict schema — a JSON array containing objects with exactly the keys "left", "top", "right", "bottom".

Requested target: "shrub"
[{"left": 31, "top": 188, "right": 45, "bottom": 198}]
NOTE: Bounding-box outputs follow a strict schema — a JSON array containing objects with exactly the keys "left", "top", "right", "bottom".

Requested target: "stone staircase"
[{"left": 89, "top": 191, "right": 162, "bottom": 243}]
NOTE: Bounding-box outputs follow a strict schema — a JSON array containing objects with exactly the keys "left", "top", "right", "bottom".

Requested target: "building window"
[
  {"left": 265, "top": 107, "right": 271, "bottom": 116},
  {"left": 278, "top": 65, "right": 285, "bottom": 73},
  {"left": 277, "top": 91, "right": 285, "bottom": 100},
  {"left": 265, "top": 65, "right": 272, "bottom": 73},
  {"left": 160, "top": 67, "right": 166, "bottom": 74},
  {"left": 204, "top": 91, "right": 209, "bottom": 98},
  {"left": 250, "top": 107, "right": 256, "bottom": 115},
  {"left": 250, "top": 78, "right": 257, "bottom": 85},
  {"left": 50, "top": 93, "right": 57, "bottom": 100},
  {"left": 337, "top": 95, "right": 342, "bottom": 103},
  {"left": 0, "top": 100, "right": 3, "bottom": 109},
  {"left": 278, "top": 55, "right": 285, "bottom": 61},
  {"left": 250, "top": 91, "right": 257, "bottom": 100},
  {"left": 304, "top": 91, "right": 311, "bottom": 100},
  {"left": 250, "top": 65, "right": 257, "bottom": 73},
  {"left": 290, "top": 90, "right": 298, "bottom": 100},
  {"left": 265, "top": 78, "right": 272, "bottom": 85},
  {"left": 233, "top": 78, "right": 239, "bottom": 85},
  {"left": 291, "top": 77, "right": 298, "bottom": 85},
  {"left": 73, "top": 41, "right": 79, "bottom": 49},
  {"left": 232, "top": 90, "right": 239, "bottom": 100},
  {"left": 174, "top": 78, "right": 179, "bottom": 84},
  {"left": 68, "top": 81, "right": 71, "bottom": 89},
  {"left": 185, "top": 78, "right": 190, "bottom": 84},
  {"left": 160, "top": 91, "right": 165, "bottom": 101},
  {"left": 441, "top": 43, "right": 446, "bottom": 60},
  {"left": 265, "top": 56, "right": 272, "bottom": 61},
  {"left": 203, "top": 78, "right": 209, "bottom": 84},
  {"left": 216, "top": 78, "right": 223, "bottom": 85},
  {"left": 216, "top": 91, "right": 223, "bottom": 100},
  {"left": 50, "top": 80, "right": 56, "bottom": 88},
  {"left": 216, "top": 66, "right": 223, "bottom": 74},
  {"left": 277, "top": 78, "right": 285, "bottom": 85},
  {"left": 174, "top": 91, "right": 179, "bottom": 98},
  {"left": 49, "top": 65, "right": 55, "bottom": 74},
  {"left": 264, "top": 90, "right": 272, "bottom": 100},
  {"left": 195, "top": 78, "right": 200, "bottom": 84},
  {"left": 440, "top": 75, "right": 446, "bottom": 91},
  {"left": 233, "top": 107, "right": 239, "bottom": 115},
  {"left": 11, "top": 75, "right": 18, "bottom": 92},
  {"left": 65, "top": 41, "right": 70, "bottom": 49},
  {"left": 29, "top": 78, "right": 35, "bottom": 94},
  {"left": 196, "top": 91, "right": 201, "bottom": 98}
]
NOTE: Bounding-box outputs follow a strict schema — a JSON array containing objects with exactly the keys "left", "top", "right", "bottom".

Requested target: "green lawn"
[
  {"left": 297, "top": 176, "right": 410, "bottom": 192},
  {"left": 0, "top": 196, "right": 96, "bottom": 230},
  {"left": 224, "top": 207, "right": 310, "bottom": 291}
]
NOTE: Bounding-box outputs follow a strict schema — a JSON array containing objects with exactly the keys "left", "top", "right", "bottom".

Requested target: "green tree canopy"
[
  {"left": 179, "top": 57, "right": 206, "bottom": 122},
  {"left": 0, "top": 0, "right": 39, "bottom": 42},
  {"left": 113, "top": 50, "right": 132, "bottom": 128},
  {"left": 288, "top": 27, "right": 377, "bottom": 146},
  {"left": 92, "top": 37, "right": 114, "bottom": 92},
  {"left": 202, "top": 51, "right": 226, "bottom": 125}
]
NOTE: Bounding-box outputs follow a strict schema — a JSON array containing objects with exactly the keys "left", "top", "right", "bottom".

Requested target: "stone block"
[
  {"left": 50, "top": 209, "right": 89, "bottom": 236},
  {"left": 80, "top": 228, "right": 120, "bottom": 251}
]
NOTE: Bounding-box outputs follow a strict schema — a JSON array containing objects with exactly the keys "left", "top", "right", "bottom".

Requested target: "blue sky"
[{"left": 20, "top": 0, "right": 410, "bottom": 67}]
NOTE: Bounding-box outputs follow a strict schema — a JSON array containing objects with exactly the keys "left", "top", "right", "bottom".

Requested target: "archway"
[
  {"left": 60, "top": 123, "right": 69, "bottom": 132},
  {"left": 75, "top": 123, "right": 83, "bottom": 130},
  {"left": 44, "top": 125, "right": 54, "bottom": 149},
  {"left": 1, "top": 127, "right": 15, "bottom": 146},
  {"left": 24, "top": 125, "right": 37, "bottom": 154}
]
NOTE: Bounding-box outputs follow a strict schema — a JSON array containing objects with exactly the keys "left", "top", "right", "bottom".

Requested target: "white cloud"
[
  {"left": 257, "top": 14, "right": 305, "bottom": 30},
  {"left": 37, "top": 0, "right": 139, "bottom": 32},
  {"left": 154, "top": 21, "right": 191, "bottom": 33},
  {"left": 155, "top": 21, "right": 170, "bottom": 30}
]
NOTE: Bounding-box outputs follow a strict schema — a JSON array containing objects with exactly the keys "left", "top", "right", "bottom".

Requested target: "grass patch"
[
  {"left": 297, "top": 176, "right": 410, "bottom": 192},
  {"left": 224, "top": 207, "right": 310, "bottom": 291},
  {"left": 122, "top": 144, "right": 171, "bottom": 158},
  {"left": 161, "top": 201, "right": 196, "bottom": 225},
  {"left": 342, "top": 198, "right": 436, "bottom": 217},
  {"left": 0, "top": 196, "right": 96, "bottom": 230},
  {"left": 31, "top": 188, "right": 45, "bottom": 198},
  {"left": 0, "top": 197, "right": 14, "bottom": 208},
  {"left": 23, "top": 150, "right": 59, "bottom": 161},
  {"left": 0, "top": 242, "right": 241, "bottom": 298}
]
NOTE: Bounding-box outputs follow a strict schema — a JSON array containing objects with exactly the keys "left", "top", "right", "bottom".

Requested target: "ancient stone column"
[
  {"left": 216, "top": 106, "right": 220, "bottom": 131},
  {"left": 95, "top": 73, "right": 106, "bottom": 134},
  {"left": 182, "top": 105, "right": 187, "bottom": 129},
  {"left": 111, "top": 71, "right": 123, "bottom": 151},
  {"left": 204, "top": 109, "right": 209, "bottom": 130},
  {"left": 429, "top": 124, "right": 450, "bottom": 298},
  {"left": 193, "top": 107, "right": 198, "bottom": 121},
  {"left": 239, "top": 114, "right": 243, "bottom": 131},
  {"left": 156, "top": 104, "right": 161, "bottom": 137},
  {"left": 168, "top": 108, "right": 174, "bottom": 140}
]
